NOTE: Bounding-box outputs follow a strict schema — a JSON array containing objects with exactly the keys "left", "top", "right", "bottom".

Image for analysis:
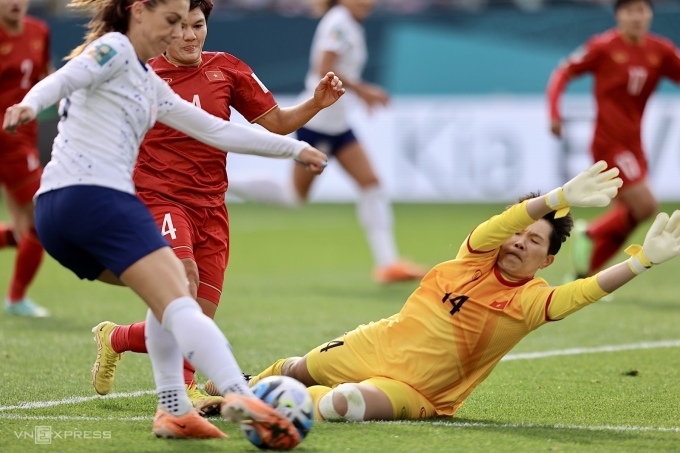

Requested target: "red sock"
[
  {"left": 0, "top": 223, "right": 17, "bottom": 248},
  {"left": 7, "top": 227, "right": 44, "bottom": 302},
  {"left": 183, "top": 360, "right": 196, "bottom": 386},
  {"left": 586, "top": 203, "right": 636, "bottom": 273},
  {"left": 110, "top": 321, "right": 197, "bottom": 384},
  {"left": 110, "top": 322, "right": 148, "bottom": 353}
]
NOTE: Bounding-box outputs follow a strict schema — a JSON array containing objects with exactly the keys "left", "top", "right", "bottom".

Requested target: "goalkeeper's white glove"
[
  {"left": 545, "top": 161, "right": 623, "bottom": 218},
  {"left": 625, "top": 211, "right": 680, "bottom": 274}
]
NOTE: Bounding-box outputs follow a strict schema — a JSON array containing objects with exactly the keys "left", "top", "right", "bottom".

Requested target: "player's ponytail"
[{"left": 65, "top": 0, "right": 163, "bottom": 59}]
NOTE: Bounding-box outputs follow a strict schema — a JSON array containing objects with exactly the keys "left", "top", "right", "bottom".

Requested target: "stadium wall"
[
  {"left": 36, "top": 5, "right": 680, "bottom": 202},
  {"left": 226, "top": 95, "right": 680, "bottom": 203}
]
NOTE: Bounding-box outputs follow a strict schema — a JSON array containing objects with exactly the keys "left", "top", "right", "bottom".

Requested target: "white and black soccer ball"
[{"left": 242, "top": 375, "right": 314, "bottom": 449}]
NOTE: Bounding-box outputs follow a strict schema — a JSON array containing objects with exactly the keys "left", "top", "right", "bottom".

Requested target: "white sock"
[
  {"left": 144, "top": 309, "right": 193, "bottom": 415},
  {"left": 228, "top": 177, "right": 302, "bottom": 208},
  {"left": 356, "top": 185, "right": 399, "bottom": 267},
  {"left": 161, "top": 297, "right": 253, "bottom": 397}
]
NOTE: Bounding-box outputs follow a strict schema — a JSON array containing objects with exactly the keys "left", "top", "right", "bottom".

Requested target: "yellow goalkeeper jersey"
[{"left": 351, "top": 200, "right": 607, "bottom": 416}]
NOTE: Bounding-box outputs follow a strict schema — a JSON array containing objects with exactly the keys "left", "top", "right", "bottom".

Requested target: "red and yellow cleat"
[{"left": 91, "top": 321, "right": 122, "bottom": 395}]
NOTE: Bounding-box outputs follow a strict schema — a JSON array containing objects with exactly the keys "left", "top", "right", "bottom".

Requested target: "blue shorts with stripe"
[
  {"left": 34, "top": 185, "right": 170, "bottom": 280},
  {"left": 295, "top": 127, "right": 357, "bottom": 157}
]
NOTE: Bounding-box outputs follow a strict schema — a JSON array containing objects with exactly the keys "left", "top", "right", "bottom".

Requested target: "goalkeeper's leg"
[{"left": 317, "top": 378, "right": 437, "bottom": 421}]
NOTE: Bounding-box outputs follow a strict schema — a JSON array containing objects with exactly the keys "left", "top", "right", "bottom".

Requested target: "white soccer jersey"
[
  {"left": 20, "top": 32, "right": 308, "bottom": 196},
  {"left": 301, "top": 4, "right": 367, "bottom": 134}
]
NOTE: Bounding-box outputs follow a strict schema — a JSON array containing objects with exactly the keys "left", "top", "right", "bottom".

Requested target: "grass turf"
[{"left": 1, "top": 201, "right": 679, "bottom": 452}]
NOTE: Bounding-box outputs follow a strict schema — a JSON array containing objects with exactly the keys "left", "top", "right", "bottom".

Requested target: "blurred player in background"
[
  {"left": 3, "top": 0, "right": 330, "bottom": 443},
  {"left": 228, "top": 0, "right": 428, "bottom": 284},
  {"left": 0, "top": 0, "right": 51, "bottom": 317},
  {"left": 216, "top": 163, "right": 680, "bottom": 421},
  {"left": 90, "top": 0, "right": 344, "bottom": 417},
  {"left": 547, "top": 0, "right": 680, "bottom": 278}
]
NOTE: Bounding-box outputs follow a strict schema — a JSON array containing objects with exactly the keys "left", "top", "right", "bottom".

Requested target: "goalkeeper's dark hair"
[
  {"left": 614, "top": 0, "right": 652, "bottom": 11},
  {"left": 519, "top": 192, "right": 573, "bottom": 256},
  {"left": 190, "top": 0, "right": 213, "bottom": 21}
]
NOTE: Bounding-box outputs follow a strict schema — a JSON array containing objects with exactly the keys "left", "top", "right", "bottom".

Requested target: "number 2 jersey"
[
  {"left": 547, "top": 29, "right": 680, "bottom": 155},
  {"left": 134, "top": 52, "right": 277, "bottom": 208},
  {"left": 345, "top": 201, "right": 607, "bottom": 416},
  {"left": 0, "top": 16, "right": 50, "bottom": 155}
]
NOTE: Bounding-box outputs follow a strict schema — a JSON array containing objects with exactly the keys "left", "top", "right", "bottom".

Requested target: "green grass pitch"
[{"left": 1, "top": 200, "right": 679, "bottom": 452}]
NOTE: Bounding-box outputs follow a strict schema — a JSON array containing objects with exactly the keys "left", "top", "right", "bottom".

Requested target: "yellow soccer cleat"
[
  {"left": 204, "top": 379, "right": 221, "bottom": 397},
  {"left": 152, "top": 408, "right": 228, "bottom": 439},
  {"left": 91, "top": 321, "right": 123, "bottom": 395},
  {"left": 186, "top": 381, "right": 224, "bottom": 417},
  {"left": 204, "top": 374, "right": 252, "bottom": 397}
]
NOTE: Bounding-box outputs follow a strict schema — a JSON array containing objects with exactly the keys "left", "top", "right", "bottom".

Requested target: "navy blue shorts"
[
  {"left": 34, "top": 186, "right": 170, "bottom": 280},
  {"left": 295, "top": 128, "right": 357, "bottom": 157}
]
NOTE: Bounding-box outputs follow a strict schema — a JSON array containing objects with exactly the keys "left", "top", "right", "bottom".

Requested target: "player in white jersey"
[
  {"left": 2, "top": 0, "right": 332, "bottom": 446},
  {"left": 228, "top": 0, "right": 428, "bottom": 284}
]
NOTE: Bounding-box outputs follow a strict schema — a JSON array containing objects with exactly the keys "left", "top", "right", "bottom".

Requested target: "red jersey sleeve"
[
  {"left": 546, "top": 34, "right": 604, "bottom": 122},
  {"left": 659, "top": 38, "right": 680, "bottom": 83},
  {"left": 225, "top": 57, "right": 277, "bottom": 123}
]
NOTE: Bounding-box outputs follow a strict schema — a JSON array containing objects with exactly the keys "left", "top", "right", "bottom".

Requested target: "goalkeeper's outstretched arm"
[
  {"left": 525, "top": 160, "right": 623, "bottom": 221},
  {"left": 595, "top": 211, "right": 680, "bottom": 293}
]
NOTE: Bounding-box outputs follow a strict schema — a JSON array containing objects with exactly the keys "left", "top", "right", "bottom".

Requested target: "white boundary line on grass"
[
  {"left": 396, "top": 420, "right": 680, "bottom": 433},
  {"left": 0, "top": 414, "right": 152, "bottom": 421},
  {"left": 0, "top": 339, "right": 678, "bottom": 414},
  {"left": 0, "top": 390, "right": 155, "bottom": 412},
  {"left": 1, "top": 414, "right": 679, "bottom": 433},
  {"left": 502, "top": 339, "right": 680, "bottom": 361}
]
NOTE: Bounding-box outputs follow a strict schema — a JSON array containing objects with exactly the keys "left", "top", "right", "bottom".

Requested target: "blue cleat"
[{"left": 4, "top": 297, "right": 50, "bottom": 317}]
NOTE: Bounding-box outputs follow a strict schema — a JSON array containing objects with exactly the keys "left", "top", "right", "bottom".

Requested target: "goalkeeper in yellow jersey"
[{"left": 207, "top": 161, "right": 680, "bottom": 421}]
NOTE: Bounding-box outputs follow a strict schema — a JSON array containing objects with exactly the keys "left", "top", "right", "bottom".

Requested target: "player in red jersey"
[
  {"left": 0, "top": 0, "right": 51, "bottom": 317},
  {"left": 89, "top": 0, "right": 344, "bottom": 415},
  {"left": 546, "top": 0, "right": 680, "bottom": 278}
]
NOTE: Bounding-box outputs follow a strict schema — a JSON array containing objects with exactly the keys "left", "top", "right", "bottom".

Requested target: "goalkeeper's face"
[{"left": 497, "top": 219, "right": 555, "bottom": 281}]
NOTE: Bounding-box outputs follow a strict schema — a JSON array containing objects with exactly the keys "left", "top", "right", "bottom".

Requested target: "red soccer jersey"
[
  {"left": 0, "top": 16, "right": 50, "bottom": 153},
  {"left": 134, "top": 52, "right": 277, "bottom": 207},
  {"left": 547, "top": 29, "right": 680, "bottom": 153}
]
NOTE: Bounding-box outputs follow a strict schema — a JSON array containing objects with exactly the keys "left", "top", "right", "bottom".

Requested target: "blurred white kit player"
[{"left": 229, "top": 0, "right": 427, "bottom": 284}]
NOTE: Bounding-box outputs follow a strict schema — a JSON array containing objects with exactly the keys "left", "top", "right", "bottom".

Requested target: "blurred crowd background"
[
  {"left": 20, "top": 0, "right": 680, "bottom": 201},
  {"left": 28, "top": 0, "right": 680, "bottom": 17}
]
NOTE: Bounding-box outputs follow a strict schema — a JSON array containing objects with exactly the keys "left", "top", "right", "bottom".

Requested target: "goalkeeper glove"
[
  {"left": 546, "top": 161, "right": 623, "bottom": 218},
  {"left": 625, "top": 211, "right": 680, "bottom": 274}
]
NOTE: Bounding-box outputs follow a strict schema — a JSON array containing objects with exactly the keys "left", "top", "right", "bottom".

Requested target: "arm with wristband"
[
  {"left": 594, "top": 211, "right": 680, "bottom": 293},
  {"left": 534, "top": 160, "right": 680, "bottom": 295}
]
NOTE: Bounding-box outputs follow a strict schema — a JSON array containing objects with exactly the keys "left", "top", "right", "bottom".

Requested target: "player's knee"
[
  {"left": 318, "top": 383, "right": 366, "bottom": 422},
  {"left": 281, "top": 357, "right": 301, "bottom": 375},
  {"left": 636, "top": 200, "right": 659, "bottom": 222},
  {"left": 181, "top": 259, "right": 199, "bottom": 294}
]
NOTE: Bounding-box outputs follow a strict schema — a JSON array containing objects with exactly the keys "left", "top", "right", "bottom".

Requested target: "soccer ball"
[{"left": 242, "top": 375, "right": 314, "bottom": 449}]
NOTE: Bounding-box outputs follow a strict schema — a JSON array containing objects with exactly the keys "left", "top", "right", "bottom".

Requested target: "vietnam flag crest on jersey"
[{"left": 205, "top": 70, "right": 225, "bottom": 81}]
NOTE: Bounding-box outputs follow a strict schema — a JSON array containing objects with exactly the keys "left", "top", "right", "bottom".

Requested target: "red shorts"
[
  {"left": 592, "top": 144, "right": 647, "bottom": 187},
  {"left": 138, "top": 191, "right": 229, "bottom": 305},
  {"left": 0, "top": 145, "right": 42, "bottom": 204}
]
